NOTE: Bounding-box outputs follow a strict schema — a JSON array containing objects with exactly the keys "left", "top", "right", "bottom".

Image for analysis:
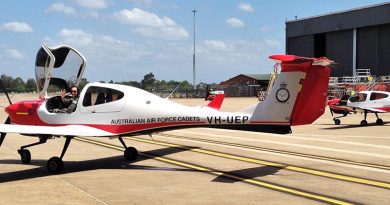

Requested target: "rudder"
[{"left": 290, "top": 64, "right": 330, "bottom": 125}]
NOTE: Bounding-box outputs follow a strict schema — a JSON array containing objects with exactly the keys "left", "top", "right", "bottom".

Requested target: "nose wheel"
[
  {"left": 18, "top": 149, "right": 31, "bottom": 164},
  {"left": 333, "top": 118, "right": 341, "bottom": 125},
  {"left": 17, "top": 136, "right": 48, "bottom": 164},
  {"left": 15, "top": 136, "right": 73, "bottom": 173}
]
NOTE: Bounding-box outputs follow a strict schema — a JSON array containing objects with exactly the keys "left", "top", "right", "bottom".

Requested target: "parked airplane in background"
[
  {"left": 0, "top": 44, "right": 332, "bottom": 173},
  {"left": 328, "top": 90, "right": 390, "bottom": 126}
]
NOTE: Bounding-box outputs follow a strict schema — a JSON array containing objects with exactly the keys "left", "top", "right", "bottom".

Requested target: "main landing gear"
[
  {"left": 118, "top": 137, "right": 138, "bottom": 161},
  {"left": 17, "top": 135, "right": 73, "bottom": 173},
  {"left": 360, "top": 111, "right": 383, "bottom": 126}
]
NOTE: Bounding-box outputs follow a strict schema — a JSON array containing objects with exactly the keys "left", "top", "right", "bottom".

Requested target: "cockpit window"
[
  {"left": 82, "top": 86, "right": 124, "bottom": 107},
  {"left": 349, "top": 93, "right": 367, "bottom": 102},
  {"left": 370, "top": 92, "right": 388, "bottom": 101}
]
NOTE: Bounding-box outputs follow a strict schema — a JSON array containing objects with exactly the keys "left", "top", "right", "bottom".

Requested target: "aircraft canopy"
[{"left": 35, "top": 44, "right": 86, "bottom": 96}]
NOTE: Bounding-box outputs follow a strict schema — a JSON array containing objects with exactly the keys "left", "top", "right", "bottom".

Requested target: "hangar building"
[{"left": 286, "top": 3, "right": 390, "bottom": 78}]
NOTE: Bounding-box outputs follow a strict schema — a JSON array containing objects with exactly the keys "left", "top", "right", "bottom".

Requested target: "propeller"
[
  {"left": 0, "top": 80, "right": 12, "bottom": 105},
  {"left": 0, "top": 79, "right": 12, "bottom": 147},
  {"left": 0, "top": 117, "right": 10, "bottom": 146}
]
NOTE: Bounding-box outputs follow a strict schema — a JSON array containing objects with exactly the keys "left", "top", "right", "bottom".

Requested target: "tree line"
[
  {"left": 1, "top": 74, "right": 37, "bottom": 93},
  {"left": 1, "top": 72, "right": 215, "bottom": 93}
]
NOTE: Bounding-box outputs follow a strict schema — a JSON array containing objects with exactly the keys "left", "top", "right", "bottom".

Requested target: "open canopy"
[{"left": 35, "top": 44, "right": 86, "bottom": 96}]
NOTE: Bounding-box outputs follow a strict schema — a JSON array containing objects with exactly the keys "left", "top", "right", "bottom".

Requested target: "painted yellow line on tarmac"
[
  {"left": 75, "top": 137, "right": 354, "bottom": 205},
  {"left": 76, "top": 137, "right": 124, "bottom": 151},
  {"left": 158, "top": 133, "right": 390, "bottom": 171},
  {"left": 129, "top": 136, "right": 390, "bottom": 189},
  {"left": 150, "top": 155, "right": 353, "bottom": 205}
]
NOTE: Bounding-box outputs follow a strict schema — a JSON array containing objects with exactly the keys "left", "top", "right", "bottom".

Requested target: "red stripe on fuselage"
[
  {"left": 373, "top": 107, "right": 390, "bottom": 112},
  {"left": 85, "top": 121, "right": 206, "bottom": 135},
  {"left": 249, "top": 121, "right": 290, "bottom": 125}
]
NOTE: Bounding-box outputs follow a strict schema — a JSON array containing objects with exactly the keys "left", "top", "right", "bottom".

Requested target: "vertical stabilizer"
[
  {"left": 207, "top": 93, "right": 225, "bottom": 110},
  {"left": 248, "top": 55, "right": 331, "bottom": 126}
]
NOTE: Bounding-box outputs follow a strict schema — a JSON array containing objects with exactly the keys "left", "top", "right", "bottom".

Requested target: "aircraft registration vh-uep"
[{"left": 0, "top": 43, "right": 333, "bottom": 173}]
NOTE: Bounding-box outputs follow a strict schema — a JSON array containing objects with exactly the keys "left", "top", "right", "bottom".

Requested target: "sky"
[{"left": 1, "top": 0, "right": 389, "bottom": 84}]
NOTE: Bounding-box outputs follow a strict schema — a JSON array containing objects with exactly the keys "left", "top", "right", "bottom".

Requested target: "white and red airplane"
[
  {"left": 0, "top": 44, "right": 332, "bottom": 173},
  {"left": 328, "top": 90, "right": 390, "bottom": 126}
]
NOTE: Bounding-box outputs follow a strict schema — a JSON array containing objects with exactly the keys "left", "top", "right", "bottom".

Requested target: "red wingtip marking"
[{"left": 207, "top": 94, "right": 225, "bottom": 110}]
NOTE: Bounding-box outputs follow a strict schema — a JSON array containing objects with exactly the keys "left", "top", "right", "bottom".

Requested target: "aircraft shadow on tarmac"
[
  {"left": 0, "top": 146, "right": 197, "bottom": 184},
  {"left": 320, "top": 121, "right": 389, "bottom": 130},
  {"left": 211, "top": 166, "right": 285, "bottom": 183},
  {"left": 0, "top": 145, "right": 286, "bottom": 184}
]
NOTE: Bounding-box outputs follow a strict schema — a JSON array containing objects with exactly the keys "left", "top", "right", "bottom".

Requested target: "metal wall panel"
[
  {"left": 326, "top": 30, "right": 353, "bottom": 76},
  {"left": 377, "top": 23, "right": 390, "bottom": 76},
  {"left": 357, "top": 26, "right": 378, "bottom": 74},
  {"left": 286, "top": 3, "right": 390, "bottom": 38},
  {"left": 285, "top": 3, "right": 390, "bottom": 77},
  {"left": 286, "top": 35, "right": 314, "bottom": 57}
]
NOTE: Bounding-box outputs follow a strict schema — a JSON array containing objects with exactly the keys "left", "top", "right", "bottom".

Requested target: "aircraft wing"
[{"left": 0, "top": 124, "right": 114, "bottom": 137}]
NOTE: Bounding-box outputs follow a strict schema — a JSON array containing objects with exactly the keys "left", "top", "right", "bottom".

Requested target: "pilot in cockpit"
[{"left": 60, "top": 85, "right": 79, "bottom": 113}]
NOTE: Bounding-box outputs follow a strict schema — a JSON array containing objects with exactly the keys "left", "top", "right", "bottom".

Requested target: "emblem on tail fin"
[{"left": 276, "top": 82, "right": 290, "bottom": 103}]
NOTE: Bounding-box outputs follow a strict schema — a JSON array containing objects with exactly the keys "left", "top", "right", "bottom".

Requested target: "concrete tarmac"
[{"left": 1, "top": 94, "right": 389, "bottom": 204}]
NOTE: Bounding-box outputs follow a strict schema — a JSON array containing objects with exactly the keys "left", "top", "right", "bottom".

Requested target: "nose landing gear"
[{"left": 15, "top": 135, "right": 73, "bottom": 173}]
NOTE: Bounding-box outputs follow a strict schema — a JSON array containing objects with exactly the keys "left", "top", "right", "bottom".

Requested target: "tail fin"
[
  {"left": 248, "top": 55, "right": 332, "bottom": 126},
  {"left": 207, "top": 93, "right": 225, "bottom": 110}
]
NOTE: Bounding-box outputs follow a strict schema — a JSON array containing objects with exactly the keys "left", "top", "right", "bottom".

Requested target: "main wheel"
[
  {"left": 47, "top": 157, "right": 64, "bottom": 173},
  {"left": 334, "top": 118, "right": 341, "bottom": 125},
  {"left": 360, "top": 120, "right": 368, "bottom": 126},
  {"left": 18, "top": 149, "right": 31, "bottom": 164},
  {"left": 124, "top": 147, "right": 138, "bottom": 161},
  {"left": 376, "top": 118, "right": 384, "bottom": 125}
]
